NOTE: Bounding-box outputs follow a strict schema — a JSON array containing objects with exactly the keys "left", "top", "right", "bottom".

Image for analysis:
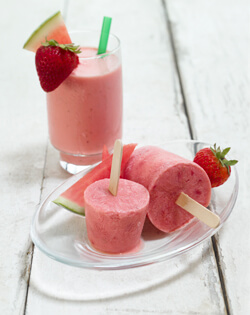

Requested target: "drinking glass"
[{"left": 46, "top": 30, "right": 123, "bottom": 174}]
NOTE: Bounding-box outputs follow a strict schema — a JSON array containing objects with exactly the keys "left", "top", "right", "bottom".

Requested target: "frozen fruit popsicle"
[
  {"left": 124, "top": 146, "right": 212, "bottom": 233},
  {"left": 84, "top": 178, "right": 149, "bottom": 253}
]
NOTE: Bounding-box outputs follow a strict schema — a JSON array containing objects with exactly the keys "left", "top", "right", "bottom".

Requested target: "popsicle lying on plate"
[{"left": 124, "top": 146, "right": 212, "bottom": 233}]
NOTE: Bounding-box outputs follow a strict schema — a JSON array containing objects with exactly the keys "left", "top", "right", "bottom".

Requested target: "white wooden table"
[{"left": 1, "top": 0, "right": 249, "bottom": 314}]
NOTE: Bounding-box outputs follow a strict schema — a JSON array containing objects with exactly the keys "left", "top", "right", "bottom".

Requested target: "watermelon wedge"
[
  {"left": 53, "top": 143, "right": 137, "bottom": 215},
  {"left": 23, "top": 11, "right": 71, "bottom": 52},
  {"left": 102, "top": 144, "right": 111, "bottom": 161}
]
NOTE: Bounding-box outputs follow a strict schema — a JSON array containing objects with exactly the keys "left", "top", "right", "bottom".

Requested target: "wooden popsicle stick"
[
  {"left": 176, "top": 192, "right": 220, "bottom": 229},
  {"left": 109, "top": 139, "right": 123, "bottom": 196}
]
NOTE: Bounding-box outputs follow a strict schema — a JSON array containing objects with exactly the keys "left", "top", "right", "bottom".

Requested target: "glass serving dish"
[{"left": 30, "top": 140, "right": 239, "bottom": 270}]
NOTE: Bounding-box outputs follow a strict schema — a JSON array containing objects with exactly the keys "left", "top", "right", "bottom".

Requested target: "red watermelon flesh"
[
  {"left": 102, "top": 144, "right": 111, "bottom": 161},
  {"left": 53, "top": 143, "right": 137, "bottom": 215},
  {"left": 23, "top": 11, "right": 72, "bottom": 53},
  {"left": 43, "top": 24, "right": 71, "bottom": 48}
]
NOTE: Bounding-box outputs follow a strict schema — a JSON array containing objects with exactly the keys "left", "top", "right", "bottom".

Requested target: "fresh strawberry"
[
  {"left": 193, "top": 144, "right": 238, "bottom": 187},
  {"left": 35, "top": 39, "right": 81, "bottom": 92}
]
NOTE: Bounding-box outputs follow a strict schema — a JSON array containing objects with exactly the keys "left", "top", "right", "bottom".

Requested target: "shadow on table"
[{"left": 28, "top": 244, "right": 210, "bottom": 303}]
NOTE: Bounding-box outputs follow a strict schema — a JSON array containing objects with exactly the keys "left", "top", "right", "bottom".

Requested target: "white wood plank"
[
  {"left": 166, "top": 0, "right": 250, "bottom": 313},
  {"left": 25, "top": 0, "right": 225, "bottom": 314},
  {"left": 0, "top": 1, "right": 65, "bottom": 314}
]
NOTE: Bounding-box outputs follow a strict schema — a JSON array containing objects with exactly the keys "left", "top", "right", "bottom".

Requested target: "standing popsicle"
[{"left": 84, "top": 140, "right": 150, "bottom": 254}]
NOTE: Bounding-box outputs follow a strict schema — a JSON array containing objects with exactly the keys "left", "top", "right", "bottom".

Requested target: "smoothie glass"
[{"left": 46, "top": 30, "right": 123, "bottom": 174}]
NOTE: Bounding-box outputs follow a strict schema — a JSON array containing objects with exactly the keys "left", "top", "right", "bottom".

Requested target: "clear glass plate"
[{"left": 30, "top": 140, "right": 239, "bottom": 270}]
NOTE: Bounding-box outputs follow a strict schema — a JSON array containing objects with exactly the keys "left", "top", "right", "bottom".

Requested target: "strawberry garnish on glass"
[
  {"left": 35, "top": 39, "right": 81, "bottom": 92},
  {"left": 193, "top": 144, "right": 238, "bottom": 187}
]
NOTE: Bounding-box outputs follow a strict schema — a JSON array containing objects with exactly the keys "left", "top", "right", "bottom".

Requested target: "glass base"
[{"left": 59, "top": 151, "right": 102, "bottom": 174}]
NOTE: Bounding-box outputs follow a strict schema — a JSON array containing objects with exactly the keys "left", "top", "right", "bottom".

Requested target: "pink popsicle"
[
  {"left": 84, "top": 178, "right": 150, "bottom": 254},
  {"left": 124, "top": 146, "right": 211, "bottom": 233}
]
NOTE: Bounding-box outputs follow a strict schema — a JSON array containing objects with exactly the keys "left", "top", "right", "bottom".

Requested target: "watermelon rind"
[
  {"left": 53, "top": 196, "right": 85, "bottom": 216},
  {"left": 52, "top": 144, "right": 137, "bottom": 217},
  {"left": 23, "top": 11, "right": 70, "bottom": 52}
]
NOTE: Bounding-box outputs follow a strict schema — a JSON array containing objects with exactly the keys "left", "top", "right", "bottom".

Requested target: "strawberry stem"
[{"left": 210, "top": 144, "right": 238, "bottom": 174}]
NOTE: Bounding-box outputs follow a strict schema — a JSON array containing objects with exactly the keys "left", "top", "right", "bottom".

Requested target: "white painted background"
[{"left": 0, "top": 0, "right": 249, "bottom": 314}]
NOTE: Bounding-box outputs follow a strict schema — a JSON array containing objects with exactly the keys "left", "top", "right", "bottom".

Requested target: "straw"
[{"left": 97, "top": 16, "right": 112, "bottom": 55}]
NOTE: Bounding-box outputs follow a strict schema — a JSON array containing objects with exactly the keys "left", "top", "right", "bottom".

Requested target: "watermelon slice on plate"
[
  {"left": 53, "top": 143, "right": 137, "bottom": 215},
  {"left": 102, "top": 144, "right": 111, "bottom": 161},
  {"left": 23, "top": 11, "right": 71, "bottom": 52}
]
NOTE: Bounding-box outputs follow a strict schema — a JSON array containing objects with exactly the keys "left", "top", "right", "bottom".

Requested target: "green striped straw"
[{"left": 97, "top": 16, "right": 112, "bottom": 55}]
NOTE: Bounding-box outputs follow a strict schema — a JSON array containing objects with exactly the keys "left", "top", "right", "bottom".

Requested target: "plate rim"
[{"left": 30, "top": 139, "right": 239, "bottom": 270}]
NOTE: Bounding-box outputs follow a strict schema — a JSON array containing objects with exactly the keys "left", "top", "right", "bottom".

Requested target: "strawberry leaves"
[
  {"left": 42, "top": 39, "right": 81, "bottom": 54},
  {"left": 210, "top": 144, "right": 238, "bottom": 174}
]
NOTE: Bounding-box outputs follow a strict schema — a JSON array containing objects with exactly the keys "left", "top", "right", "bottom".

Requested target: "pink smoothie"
[
  {"left": 124, "top": 146, "right": 212, "bottom": 233},
  {"left": 84, "top": 178, "right": 150, "bottom": 254},
  {"left": 47, "top": 47, "right": 123, "bottom": 165}
]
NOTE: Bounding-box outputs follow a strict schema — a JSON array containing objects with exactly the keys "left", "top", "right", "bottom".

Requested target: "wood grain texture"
[
  {"left": 2, "top": 0, "right": 247, "bottom": 314},
  {"left": 166, "top": 0, "right": 250, "bottom": 313},
  {"left": 0, "top": 1, "right": 66, "bottom": 314},
  {"left": 25, "top": 0, "right": 225, "bottom": 314}
]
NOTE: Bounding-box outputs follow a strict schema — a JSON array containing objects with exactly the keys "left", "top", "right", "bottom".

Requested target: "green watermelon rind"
[
  {"left": 53, "top": 196, "right": 85, "bottom": 216},
  {"left": 23, "top": 11, "right": 64, "bottom": 52},
  {"left": 52, "top": 144, "right": 137, "bottom": 216}
]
